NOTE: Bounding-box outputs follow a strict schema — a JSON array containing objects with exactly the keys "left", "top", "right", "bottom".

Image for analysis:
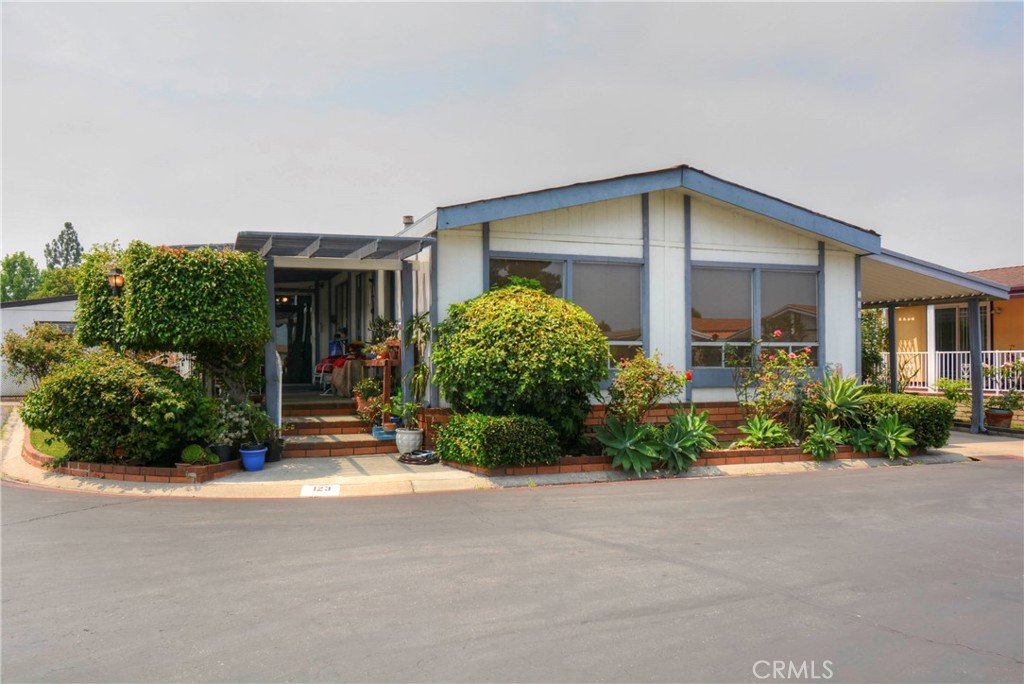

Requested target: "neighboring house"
[
  {"left": 234, "top": 164, "right": 1008, "bottom": 431},
  {"left": 0, "top": 295, "right": 78, "bottom": 397},
  {"left": 891, "top": 265, "right": 1023, "bottom": 391}
]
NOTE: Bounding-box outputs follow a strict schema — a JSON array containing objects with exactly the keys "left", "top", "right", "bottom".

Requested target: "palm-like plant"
[
  {"left": 732, "top": 415, "right": 792, "bottom": 449},
  {"left": 802, "top": 416, "right": 845, "bottom": 461},
  {"left": 595, "top": 416, "right": 658, "bottom": 475},
  {"left": 871, "top": 414, "right": 916, "bottom": 460},
  {"left": 658, "top": 406, "right": 720, "bottom": 472},
  {"left": 818, "top": 372, "right": 868, "bottom": 428}
]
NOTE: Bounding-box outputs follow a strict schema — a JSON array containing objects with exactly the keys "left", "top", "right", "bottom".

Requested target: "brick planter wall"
[
  {"left": 441, "top": 445, "right": 892, "bottom": 477},
  {"left": 422, "top": 402, "right": 748, "bottom": 451},
  {"left": 22, "top": 428, "right": 242, "bottom": 483}
]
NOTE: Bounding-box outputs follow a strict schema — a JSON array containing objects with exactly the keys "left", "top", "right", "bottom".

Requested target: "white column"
[{"left": 926, "top": 304, "right": 936, "bottom": 388}]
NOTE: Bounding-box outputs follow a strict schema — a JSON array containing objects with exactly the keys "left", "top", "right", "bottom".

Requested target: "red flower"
[
  {"left": 773, "top": 329, "right": 783, "bottom": 338},
  {"left": 685, "top": 370, "right": 693, "bottom": 381}
]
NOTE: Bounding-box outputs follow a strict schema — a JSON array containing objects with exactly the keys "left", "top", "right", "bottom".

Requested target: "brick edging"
[
  {"left": 21, "top": 427, "right": 242, "bottom": 483},
  {"left": 442, "top": 445, "right": 897, "bottom": 476}
]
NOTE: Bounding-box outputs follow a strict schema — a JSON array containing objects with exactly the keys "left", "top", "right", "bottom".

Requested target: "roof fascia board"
[
  {"left": 869, "top": 250, "right": 1010, "bottom": 301},
  {"left": 679, "top": 168, "right": 881, "bottom": 254},
  {"left": 272, "top": 256, "right": 404, "bottom": 271},
  {"left": 436, "top": 168, "right": 682, "bottom": 230}
]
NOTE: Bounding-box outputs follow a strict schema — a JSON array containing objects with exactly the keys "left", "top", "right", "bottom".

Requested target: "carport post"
[
  {"left": 968, "top": 298, "right": 985, "bottom": 434},
  {"left": 887, "top": 305, "right": 898, "bottom": 393},
  {"left": 400, "top": 262, "right": 414, "bottom": 401},
  {"left": 264, "top": 259, "right": 281, "bottom": 428}
]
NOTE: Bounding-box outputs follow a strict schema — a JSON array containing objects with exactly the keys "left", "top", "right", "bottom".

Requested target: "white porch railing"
[{"left": 882, "top": 350, "right": 1024, "bottom": 392}]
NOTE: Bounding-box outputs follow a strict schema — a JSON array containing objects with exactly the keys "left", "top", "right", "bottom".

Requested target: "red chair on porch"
[{"left": 315, "top": 355, "right": 348, "bottom": 395}]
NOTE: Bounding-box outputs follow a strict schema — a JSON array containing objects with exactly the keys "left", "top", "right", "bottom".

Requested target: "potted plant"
[
  {"left": 985, "top": 389, "right": 1023, "bottom": 428},
  {"left": 238, "top": 401, "right": 275, "bottom": 471},
  {"left": 381, "top": 392, "right": 402, "bottom": 432},
  {"left": 394, "top": 399, "right": 424, "bottom": 454},
  {"left": 209, "top": 398, "right": 248, "bottom": 462},
  {"left": 353, "top": 376, "right": 382, "bottom": 412}
]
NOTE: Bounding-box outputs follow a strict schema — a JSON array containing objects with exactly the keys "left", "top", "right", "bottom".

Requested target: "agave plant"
[
  {"left": 658, "top": 405, "right": 720, "bottom": 472},
  {"left": 732, "top": 415, "right": 792, "bottom": 449},
  {"left": 801, "top": 416, "right": 845, "bottom": 461},
  {"left": 846, "top": 426, "right": 875, "bottom": 454},
  {"left": 595, "top": 416, "right": 659, "bottom": 475},
  {"left": 819, "top": 372, "right": 868, "bottom": 428},
  {"left": 871, "top": 414, "right": 916, "bottom": 460}
]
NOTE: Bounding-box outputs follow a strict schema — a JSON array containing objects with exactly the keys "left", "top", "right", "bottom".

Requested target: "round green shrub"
[
  {"left": 863, "top": 393, "right": 955, "bottom": 449},
  {"left": 433, "top": 285, "right": 610, "bottom": 445},
  {"left": 436, "top": 414, "right": 560, "bottom": 468},
  {"left": 20, "top": 348, "right": 219, "bottom": 464}
]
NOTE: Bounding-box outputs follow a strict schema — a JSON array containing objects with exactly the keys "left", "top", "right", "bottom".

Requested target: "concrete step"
[
  {"left": 284, "top": 433, "right": 397, "bottom": 458},
  {"left": 284, "top": 415, "right": 370, "bottom": 436}
]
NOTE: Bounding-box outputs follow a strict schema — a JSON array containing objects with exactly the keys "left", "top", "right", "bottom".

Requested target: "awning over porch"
[
  {"left": 861, "top": 249, "right": 1009, "bottom": 307},
  {"left": 235, "top": 231, "right": 433, "bottom": 262},
  {"left": 859, "top": 249, "right": 1010, "bottom": 434}
]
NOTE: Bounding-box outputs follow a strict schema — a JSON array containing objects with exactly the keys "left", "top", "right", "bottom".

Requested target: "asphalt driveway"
[{"left": 2, "top": 454, "right": 1022, "bottom": 683}]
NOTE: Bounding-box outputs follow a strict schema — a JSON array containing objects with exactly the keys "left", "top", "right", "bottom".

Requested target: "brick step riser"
[
  {"left": 284, "top": 438, "right": 382, "bottom": 451},
  {"left": 288, "top": 426, "right": 371, "bottom": 436},
  {"left": 284, "top": 444, "right": 398, "bottom": 458},
  {"left": 282, "top": 408, "right": 356, "bottom": 417}
]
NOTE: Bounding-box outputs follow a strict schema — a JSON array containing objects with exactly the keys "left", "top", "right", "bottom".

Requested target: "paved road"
[{"left": 2, "top": 456, "right": 1022, "bottom": 683}]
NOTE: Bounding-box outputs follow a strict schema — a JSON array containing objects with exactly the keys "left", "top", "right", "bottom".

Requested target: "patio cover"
[
  {"left": 235, "top": 231, "right": 433, "bottom": 262},
  {"left": 859, "top": 249, "right": 1010, "bottom": 434}
]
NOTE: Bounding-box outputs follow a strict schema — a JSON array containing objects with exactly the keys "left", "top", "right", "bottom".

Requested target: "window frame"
[
  {"left": 488, "top": 251, "right": 646, "bottom": 367},
  {"left": 689, "top": 261, "right": 821, "bottom": 385}
]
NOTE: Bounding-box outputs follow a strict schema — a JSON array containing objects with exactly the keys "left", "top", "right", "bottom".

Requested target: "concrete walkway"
[{"left": 2, "top": 405, "right": 1021, "bottom": 499}]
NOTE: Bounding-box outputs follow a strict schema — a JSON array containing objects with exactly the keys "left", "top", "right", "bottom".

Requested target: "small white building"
[{"left": 0, "top": 295, "right": 78, "bottom": 397}]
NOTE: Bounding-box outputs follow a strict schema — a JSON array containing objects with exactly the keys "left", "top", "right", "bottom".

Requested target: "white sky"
[{"left": 2, "top": 2, "right": 1021, "bottom": 273}]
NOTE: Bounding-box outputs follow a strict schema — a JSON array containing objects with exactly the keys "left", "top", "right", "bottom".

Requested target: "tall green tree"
[
  {"left": 43, "top": 222, "right": 84, "bottom": 270},
  {"left": 0, "top": 252, "right": 42, "bottom": 302},
  {"left": 30, "top": 266, "right": 80, "bottom": 299}
]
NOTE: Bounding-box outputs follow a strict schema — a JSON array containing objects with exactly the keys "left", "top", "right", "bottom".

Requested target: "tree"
[
  {"left": 31, "top": 266, "right": 80, "bottom": 299},
  {"left": 1, "top": 323, "right": 82, "bottom": 389},
  {"left": 0, "top": 252, "right": 42, "bottom": 302},
  {"left": 44, "top": 222, "right": 83, "bottom": 270}
]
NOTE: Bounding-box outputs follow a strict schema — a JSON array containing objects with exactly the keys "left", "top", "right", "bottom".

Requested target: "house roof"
[
  {"left": 862, "top": 250, "right": 1010, "bottom": 307},
  {"left": 0, "top": 294, "right": 77, "bottom": 309},
  {"left": 429, "top": 164, "right": 883, "bottom": 254},
  {"left": 234, "top": 231, "right": 433, "bottom": 261},
  {"left": 967, "top": 266, "right": 1024, "bottom": 297}
]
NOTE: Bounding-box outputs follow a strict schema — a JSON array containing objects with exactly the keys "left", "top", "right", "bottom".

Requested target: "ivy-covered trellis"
[{"left": 76, "top": 241, "right": 270, "bottom": 401}]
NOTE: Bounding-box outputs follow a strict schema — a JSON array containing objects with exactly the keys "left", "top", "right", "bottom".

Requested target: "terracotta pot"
[{"left": 985, "top": 408, "right": 1013, "bottom": 428}]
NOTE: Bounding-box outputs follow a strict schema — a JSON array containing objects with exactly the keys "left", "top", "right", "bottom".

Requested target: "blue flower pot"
[{"left": 240, "top": 445, "right": 268, "bottom": 471}]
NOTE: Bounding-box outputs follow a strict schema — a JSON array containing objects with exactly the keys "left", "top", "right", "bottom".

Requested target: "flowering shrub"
[
  {"left": 607, "top": 348, "right": 691, "bottom": 423},
  {"left": 983, "top": 359, "right": 1024, "bottom": 391},
  {"left": 727, "top": 330, "right": 814, "bottom": 427}
]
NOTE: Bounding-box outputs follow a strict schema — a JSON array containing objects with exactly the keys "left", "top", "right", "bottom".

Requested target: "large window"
[
  {"left": 488, "top": 256, "right": 642, "bottom": 364},
  {"left": 691, "top": 266, "right": 818, "bottom": 368},
  {"left": 935, "top": 303, "right": 989, "bottom": 351}
]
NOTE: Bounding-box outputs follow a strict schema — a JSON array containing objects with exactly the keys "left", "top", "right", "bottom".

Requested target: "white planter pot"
[{"left": 395, "top": 428, "right": 423, "bottom": 454}]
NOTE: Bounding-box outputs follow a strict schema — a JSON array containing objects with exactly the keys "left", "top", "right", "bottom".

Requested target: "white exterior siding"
[
  {"left": 824, "top": 249, "right": 858, "bottom": 376},
  {"left": 647, "top": 190, "right": 686, "bottom": 368},
  {"left": 436, "top": 226, "right": 484, "bottom": 322},
  {"left": 691, "top": 197, "right": 819, "bottom": 266}
]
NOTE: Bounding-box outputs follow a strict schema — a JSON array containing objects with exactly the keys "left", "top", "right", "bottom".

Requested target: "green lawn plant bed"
[{"left": 30, "top": 429, "right": 69, "bottom": 459}]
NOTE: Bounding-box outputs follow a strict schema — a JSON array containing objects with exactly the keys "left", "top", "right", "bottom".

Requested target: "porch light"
[{"left": 107, "top": 268, "right": 125, "bottom": 297}]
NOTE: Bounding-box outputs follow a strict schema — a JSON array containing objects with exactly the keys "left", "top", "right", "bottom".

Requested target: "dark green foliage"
[
  {"left": 44, "top": 222, "right": 84, "bottom": 270},
  {"left": 181, "top": 444, "right": 217, "bottom": 465},
  {"left": 31, "top": 266, "right": 80, "bottom": 298},
  {"left": 732, "top": 416, "right": 793, "bottom": 449},
  {"left": 847, "top": 427, "right": 875, "bottom": 454},
  {"left": 20, "top": 348, "right": 219, "bottom": 464},
  {"left": 436, "top": 413, "right": 560, "bottom": 469},
  {"left": 802, "top": 372, "right": 868, "bottom": 430},
  {"left": 861, "top": 309, "right": 888, "bottom": 387},
  {"left": 433, "top": 285, "right": 610, "bottom": 445},
  {"left": 935, "top": 378, "right": 971, "bottom": 405},
  {"left": 353, "top": 376, "right": 382, "bottom": 399},
  {"left": 595, "top": 416, "right": 658, "bottom": 475},
  {"left": 1, "top": 323, "right": 82, "bottom": 389},
  {"left": 802, "top": 417, "right": 845, "bottom": 461},
  {"left": 658, "top": 406, "right": 720, "bottom": 473},
  {"left": 1, "top": 251, "right": 41, "bottom": 302},
  {"left": 863, "top": 394, "right": 954, "bottom": 449},
  {"left": 870, "top": 414, "right": 916, "bottom": 460},
  {"left": 76, "top": 242, "right": 270, "bottom": 400}
]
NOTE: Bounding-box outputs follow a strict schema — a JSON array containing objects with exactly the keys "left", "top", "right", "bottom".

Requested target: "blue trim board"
[
  {"left": 817, "top": 242, "right": 826, "bottom": 368},
  {"left": 435, "top": 164, "right": 881, "bottom": 255},
  {"left": 855, "top": 255, "right": 862, "bottom": 380},
  {"left": 683, "top": 195, "right": 693, "bottom": 403},
  {"left": 429, "top": 243, "right": 440, "bottom": 408},
  {"left": 641, "top": 193, "right": 651, "bottom": 355},
  {"left": 691, "top": 260, "right": 817, "bottom": 271},
  {"left": 490, "top": 251, "right": 643, "bottom": 264},
  {"left": 482, "top": 222, "right": 490, "bottom": 292}
]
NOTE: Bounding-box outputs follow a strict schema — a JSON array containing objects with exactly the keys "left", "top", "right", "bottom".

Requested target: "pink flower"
[
  {"left": 773, "top": 329, "right": 783, "bottom": 338},
  {"left": 804, "top": 347, "right": 812, "bottom": 354},
  {"left": 788, "top": 352, "right": 796, "bottom": 359}
]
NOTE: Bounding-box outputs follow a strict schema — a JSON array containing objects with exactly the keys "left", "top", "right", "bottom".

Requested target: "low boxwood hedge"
[
  {"left": 436, "top": 413, "right": 560, "bottom": 469},
  {"left": 863, "top": 393, "right": 955, "bottom": 449}
]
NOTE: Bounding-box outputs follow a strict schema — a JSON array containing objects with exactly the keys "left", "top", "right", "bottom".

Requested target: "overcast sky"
[{"left": 3, "top": 2, "right": 1021, "bottom": 273}]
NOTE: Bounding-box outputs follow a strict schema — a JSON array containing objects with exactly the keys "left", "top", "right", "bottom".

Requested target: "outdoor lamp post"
[{"left": 107, "top": 268, "right": 124, "bottom": 351}]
